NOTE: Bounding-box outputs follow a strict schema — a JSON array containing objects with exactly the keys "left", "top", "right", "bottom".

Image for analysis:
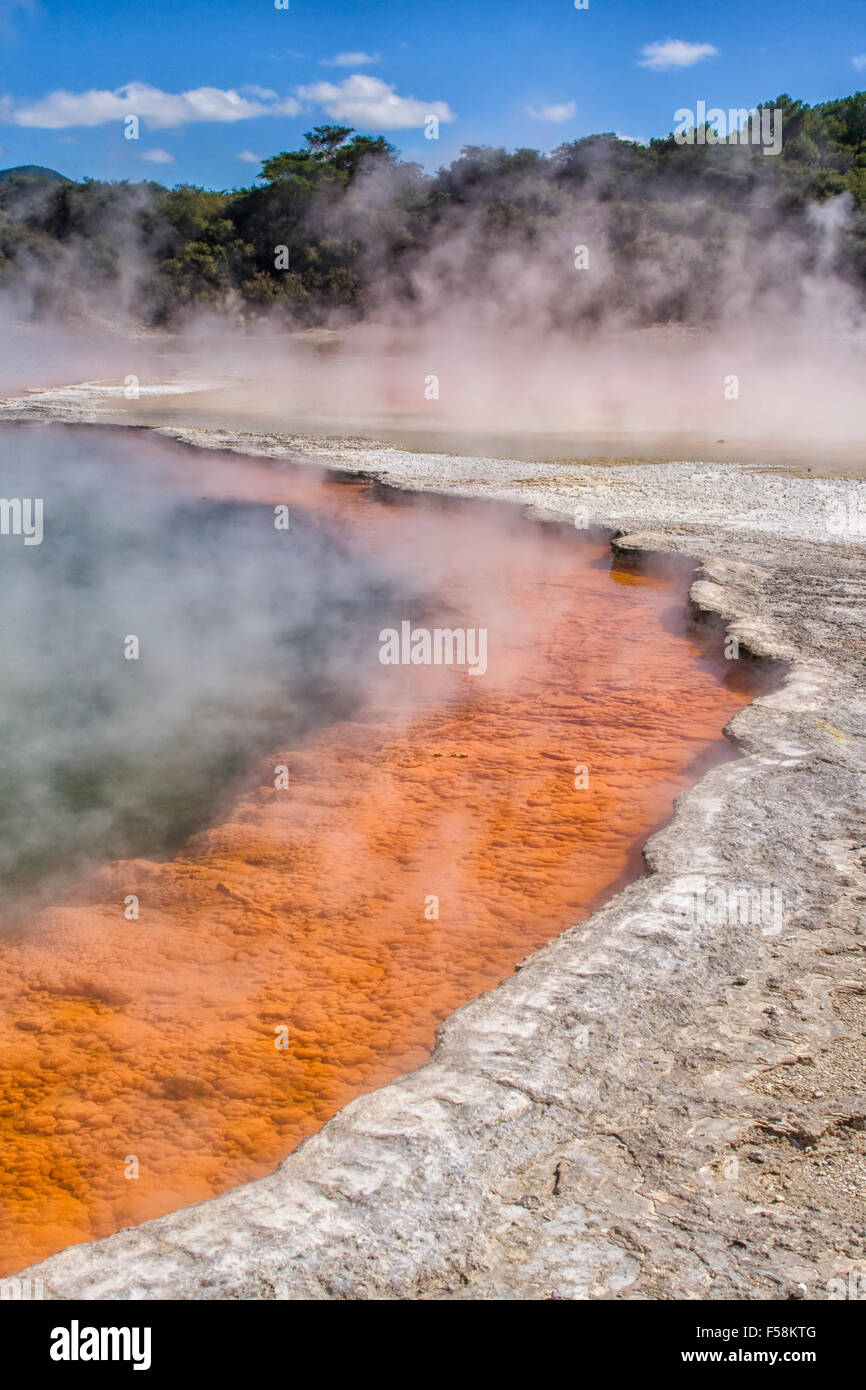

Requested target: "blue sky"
[{"left": 1, "top": 0, "right": 864, "bottom": 186}]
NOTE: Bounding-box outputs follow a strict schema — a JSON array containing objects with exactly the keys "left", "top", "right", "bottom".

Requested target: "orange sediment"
[{"left": 0, "top": 454, "right": 754, "bottom": 1274}]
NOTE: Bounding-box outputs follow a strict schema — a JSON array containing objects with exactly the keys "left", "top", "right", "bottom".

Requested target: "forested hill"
[
  {"left": 1, "top": 91, "right": 865, "bottom": 330},
  {"left": 0, "top": 166, "right": 71, "bottom": 184}
]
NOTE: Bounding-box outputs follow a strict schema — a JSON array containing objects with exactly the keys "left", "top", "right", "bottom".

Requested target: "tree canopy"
[{"left": 1, "top": 96, "right": 865, "bottom": 328}]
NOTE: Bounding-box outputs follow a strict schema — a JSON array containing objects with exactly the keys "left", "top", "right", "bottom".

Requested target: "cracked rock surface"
[{"left": 4, "top": 396, "right": 865, "bottom": 1300}]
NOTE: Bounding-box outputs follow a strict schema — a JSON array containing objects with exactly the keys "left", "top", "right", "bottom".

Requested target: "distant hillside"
[
  {"left": 1, "top": 90, "right": 865, "bottom": 329},
  {"left": 0, "top": 165, "right": 71, "bottom": 184}
]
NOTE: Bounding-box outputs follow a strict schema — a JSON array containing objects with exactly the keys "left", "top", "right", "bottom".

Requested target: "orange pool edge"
[{"left": 0, "top": 444, "right": 758, "bottom": 1275}]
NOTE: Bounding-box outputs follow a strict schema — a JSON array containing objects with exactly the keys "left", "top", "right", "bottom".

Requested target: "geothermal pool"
[{"left": 0, "top": 424, "right": 761, "bottom": 1274}]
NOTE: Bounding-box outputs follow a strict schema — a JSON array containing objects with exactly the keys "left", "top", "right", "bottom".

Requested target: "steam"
[
  {"left": 2, "top": 132, "right": 864, "bottom": 457},
  {"left": 0, "top": 424, "right": 412, "bottom": 910},
  {"left": 0, "top": 422, "right": 597, "bottom": 918}
]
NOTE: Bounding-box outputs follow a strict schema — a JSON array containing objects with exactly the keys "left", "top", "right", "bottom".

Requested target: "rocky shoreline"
[{"left": 4, "top": 386, "right": 866, "bottom": 1299}]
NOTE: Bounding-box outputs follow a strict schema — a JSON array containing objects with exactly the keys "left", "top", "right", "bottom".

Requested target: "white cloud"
[
  {"left": 853, "top": 54, "right": 866, "bottom": 71},
  {"left": 236, "top": 149, "right": 261, "bottom": 164},
  {"left": 638, "top": 39, "right": 718, "bottom": 71},
  {"left": 616, "top": 132, "right": 649, "bottom": 145},
  {"left": 322, "top": 52, "right": 380, "bottom": 67},
  {"left": 296, "top": 74, "right": 454, "bottom": 130},
  {"left": 526, "top": 101, "right": 576, "bottom": 123},
  {"left": 238, "top": 85, "right": 279, "bottom": 100},
  {"left": 9, "top": 82, "right": 301, "bottom": 129},
  {"left": 141, "top": 148, "right": 175, "bottom": 164}
]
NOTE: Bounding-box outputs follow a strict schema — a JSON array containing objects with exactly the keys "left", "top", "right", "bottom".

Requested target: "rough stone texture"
[{"left": 4, "top": 390, "right": 865, "bottom": 1299}]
